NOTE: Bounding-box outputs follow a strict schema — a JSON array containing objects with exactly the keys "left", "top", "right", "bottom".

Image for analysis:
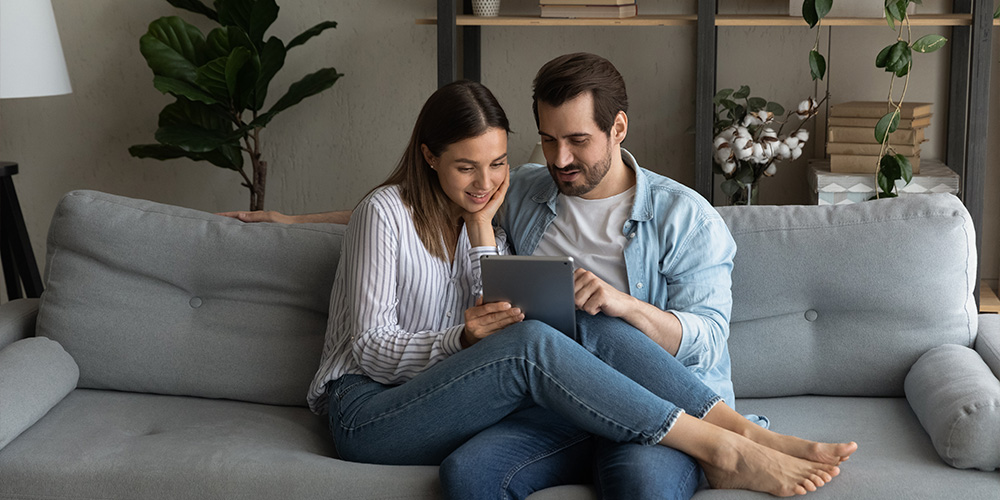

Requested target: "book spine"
[
  {"left": 830, "top": 155, "right": 921, "bottom": 174},
  {"left": 828, "top": 126, "right": 924, "bottom": 145}
]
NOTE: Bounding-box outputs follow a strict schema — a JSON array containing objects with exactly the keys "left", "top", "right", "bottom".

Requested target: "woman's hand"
[
  {"left": 463, "top": 168, "right": 510, "bottom": 228},
  {"left": 462, "top": 296, "right": 523, "bottom": 348},
  {"left": 217, "top": 210, "right": 294, "bottom": 224}
]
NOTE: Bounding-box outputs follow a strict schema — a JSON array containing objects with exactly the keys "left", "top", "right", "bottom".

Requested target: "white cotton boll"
[
  {"left": 794, "top": 129, "right": 809, "bottom": 142},
  {"left": 714, "top": 146, "right": 734, "bottom": 165},
  {"left": 714, "top": 136, "right": 729, "bottom": 148},
  {"left": 762, "top": 128, "right": 778, "bottom": 139},
  {"left": 777, "top": 143, "right": 792, "bottom": 159},
  {"left": 721, "top": 160, "right": 737, "bottom": 175},
  {"left": 796, "top": 97, "right": 818, "bottom": 118},
  {"left": 764, "top": 164, "right": 778, "bottom": 177},
  {"left": 791, "top": 146, "right": 803, "bottom": 160},
  {"left": 751, "top": 143, "right": 765, "bottom": 162},
  {"left": 758, "top": 110, "right": 773, "bottom": 123},
  {"left": 741, "top": 115, "right": 755, "bottom": 127},
  {"left": 783, "top": 136, "right": 800, "bottom": 149},
  {"left": 737, "top": 126, "right": 750, "bottom": 138},
  {"left": 721, "top": 126, "right": 738, "bottom": 142},
  {"left": 733, "top": 139, "right": 752, "bottom": 160}
]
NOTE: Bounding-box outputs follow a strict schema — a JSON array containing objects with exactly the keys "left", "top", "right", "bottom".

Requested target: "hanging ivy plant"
[{"left": 802, "top": 0, "right": 948, "bottom": 199}]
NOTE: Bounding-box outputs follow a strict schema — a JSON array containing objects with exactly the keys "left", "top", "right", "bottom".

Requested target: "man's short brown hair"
[{"left": 532, "top": 53, "right": 629, "bottom": 134}]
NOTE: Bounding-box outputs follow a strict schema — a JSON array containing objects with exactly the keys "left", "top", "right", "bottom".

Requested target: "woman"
[{"left": 299, "top": 80, "right": 854, "bottom": 498}]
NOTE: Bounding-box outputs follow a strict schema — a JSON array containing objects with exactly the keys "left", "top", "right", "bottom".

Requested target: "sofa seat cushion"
[
  {"left": 0, "top": 390, "right": 441, "bottom": 500},
  {"left": 523, "top": 396, "right": 1000, "bottom": 500}
]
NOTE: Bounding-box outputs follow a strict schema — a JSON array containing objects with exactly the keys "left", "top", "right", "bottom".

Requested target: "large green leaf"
[
  {"left": 254, "top": 37, "right": 287, "bottom": 111},
  {"left": 875, "top": 44, "right": 893, "bottom": 68},
  {"left": 250, "top": 0, "right": 280, "bottom": 46},
  {"left": 156, "top": 124, "right": 235, "bottom": 153},
  {"left": 158, "top": 97, "right": 231, "bottom": 129},
  {"left": 885, "top": 0, "right": 907, "bottom": 22},
  {"left": 747, "top": 97, "right": 767, "bottom": 112},
  {"left": 205, "top": 26, "right": 255, "bottom": 60},
  {"left": 167, "top": 0, "right": 218, "bottom": 22},
  {"left": 732, "top": 85, "right": 750, "bottom": 99},
  {"left": 253, "top": 67, "right": 343, "bottom": 127},
  {"left": 814, "top": 0, "right": 832, "bottom": 19},
  {"left": 153, "top": 75, "right": 219, "bottom": 105},
  {"left": 809, "top": 50, "right": 826, "bottom": 80},
  {"left": 878, "top": 155, "right": 900, "bottom": 193},
  {"left": 896, "top": 153, "right": 913, "bottom": 184},
  {"left": 713, "top": 88, "right": 734, "bottom": 104},
  {"left": 216, "top": 0, "right": 252, "bottom": 33},
  {"left": 129, "top": 143, "right": 242, "bottom": 170},
  {"left": 912, "top": 34, "right": 947, "bottom": 53},
  {"left": 765, "top": 102, "right": 785, "bottom": 115},
  {"left": 196, "top": 56, "right": 232, "bottom": 102},
  {"left": 140, "top": 17, "right": 208, "bottom": 82},
  {"left": 287, "top": 21, "right": 338, "bottom": 51},
  {"left": 226, "top": 46, "right": 259, "bottom": 109}
]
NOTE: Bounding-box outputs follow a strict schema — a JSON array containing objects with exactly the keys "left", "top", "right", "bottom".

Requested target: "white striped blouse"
[{"left": 307, "top": 185, "right": 507, "bottom": 414}]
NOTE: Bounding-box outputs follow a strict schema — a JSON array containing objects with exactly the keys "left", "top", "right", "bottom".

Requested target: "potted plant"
[
  {"left": 129, "top": 0, "right": 342, "bottom": 211},
  {"left": 712, "top": 86, "right": 822, "bottom": 205}
]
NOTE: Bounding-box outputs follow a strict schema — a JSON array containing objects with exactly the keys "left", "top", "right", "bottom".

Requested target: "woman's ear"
[
  {"left": 420, "top": 144, "right": 437, "bottom": 169},
  {"left": 611, "top": 111, "right": 628, "bottom": 146}
]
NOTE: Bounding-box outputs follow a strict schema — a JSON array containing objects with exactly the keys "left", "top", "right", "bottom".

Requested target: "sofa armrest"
[
  {"left": 976, "top": 314, "right": 1000, "bottom": 380},
  {"left": 0, "top": 298, "right": 40, "bottom": 350},
  {"left": 0, "top": 337, "right": 79, "bottom": 451},
  {"left": 904, "top": 344, "right": 1000, "bottom": 471}
]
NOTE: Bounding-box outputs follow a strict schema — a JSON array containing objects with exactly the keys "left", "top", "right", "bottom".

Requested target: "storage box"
[{"left": 808, "top": 159, "right": 958, "bottom": 205}]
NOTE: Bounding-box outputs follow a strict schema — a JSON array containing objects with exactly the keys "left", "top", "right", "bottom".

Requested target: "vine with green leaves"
[{"left": 802, "top": 0, "right": 950, "bottom": 199}]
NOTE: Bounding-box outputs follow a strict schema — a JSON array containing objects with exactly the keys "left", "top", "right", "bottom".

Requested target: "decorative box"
[{"left": 808, "top": 159, "right": 959, "bottom": 205}]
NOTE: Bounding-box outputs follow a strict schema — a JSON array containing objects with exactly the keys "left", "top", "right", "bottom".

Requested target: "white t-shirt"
[{"left": 533, "top": 186, "right": 636, "bottom": 293}]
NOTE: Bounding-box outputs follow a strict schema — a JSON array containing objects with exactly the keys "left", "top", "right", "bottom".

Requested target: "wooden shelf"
[
  {"left": 417, "top": 14, "right": 974, "bottom": 27},
  {"left": 981, "top": 281, "right": 1000, "bottom": 313}
]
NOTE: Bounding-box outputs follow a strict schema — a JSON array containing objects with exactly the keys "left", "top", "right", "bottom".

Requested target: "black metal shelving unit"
[{"left": 428, "top": 0, "right": 993, "bottom": 301}]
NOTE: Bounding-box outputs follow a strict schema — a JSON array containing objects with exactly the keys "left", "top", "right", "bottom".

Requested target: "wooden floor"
[{"left": 981, "top": 281, "right": 1000, "bottom": 313}]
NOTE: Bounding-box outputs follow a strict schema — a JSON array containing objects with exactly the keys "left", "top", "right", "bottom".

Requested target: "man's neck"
[{"left": 580, "top": 146, "right": 636, "bottom": 200}]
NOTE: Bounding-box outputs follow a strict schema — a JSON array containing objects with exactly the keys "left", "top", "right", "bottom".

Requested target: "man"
[
  {"left": 438, "top": 52, "right": 740, "bottom": 500},
  {"left": 224, "top": 53, "right": 740, "bottom": 499}
]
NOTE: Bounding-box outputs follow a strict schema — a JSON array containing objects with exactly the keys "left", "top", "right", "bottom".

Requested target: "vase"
[
  {"left": 728, "top": 181, "right": 760, "bottom": 206},
  {"left": 471, "top": 0, "right": 501, "bottom": 17}
]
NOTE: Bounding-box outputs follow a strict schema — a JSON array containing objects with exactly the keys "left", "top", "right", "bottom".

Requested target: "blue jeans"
[
  {"left": 327, "top": 318, "right": 722, "bottom": 467},
  {"left": 438, "top": 313, "right": 708, "bottom": 500}
]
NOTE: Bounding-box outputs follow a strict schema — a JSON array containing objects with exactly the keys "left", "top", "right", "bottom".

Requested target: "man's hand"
[
  {"left": 574, "top": 268, "right": 636, "bottom": 317},
  {"left": 462, "top": 297, "right": 524, "bottom": 347},
  {"left": 217, "top": 210, "right": 293, "bottom": 224}
]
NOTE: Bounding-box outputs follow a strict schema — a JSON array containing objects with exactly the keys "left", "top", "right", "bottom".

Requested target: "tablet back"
[{"left": 481, "top": 255, "right": 576, "bottom": 337}]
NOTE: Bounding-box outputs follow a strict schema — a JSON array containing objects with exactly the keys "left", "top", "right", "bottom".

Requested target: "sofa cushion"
[
  {"left": 905, "top": 344, "right": 1000, "bottom": 471},
  {"left": 718, "top": 194, "right": 977, "bottom": 398},
  {"left": 0, "top": 337, "right": 78, "bottom": 449},
  {"left": 0, "top": 389, "right": 441, "bottom": 500},
  {"left": 36, "top": 191, "right": 344, "bottom": 406}
]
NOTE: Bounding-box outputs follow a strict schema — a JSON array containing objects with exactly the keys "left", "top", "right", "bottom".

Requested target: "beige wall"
[{"left": 1, "top": 0, "right": 997, "bottom": 293}]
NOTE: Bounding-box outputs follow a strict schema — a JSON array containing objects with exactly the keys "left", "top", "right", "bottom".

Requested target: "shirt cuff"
[
  {"left": 671, "top": 309, "right": 706, "bottom": 367},
  {"left": 441, "top": 324, "right": 466, "bottom": 356}
]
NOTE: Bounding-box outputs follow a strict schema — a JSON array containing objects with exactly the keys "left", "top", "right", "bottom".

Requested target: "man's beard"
[{"left": 549, "top": 149, "right": 612, "bottom": 197}]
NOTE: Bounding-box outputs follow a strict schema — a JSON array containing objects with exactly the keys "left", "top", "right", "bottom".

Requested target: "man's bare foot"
[
  {"left": 701, "top": 435, "right": 841, "bottom": 497},
  {"left": 747, "top": 428, "right": 857, "bottom": 466}
]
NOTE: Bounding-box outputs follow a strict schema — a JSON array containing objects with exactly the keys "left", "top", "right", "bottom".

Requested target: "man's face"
[{"left": 537, "top": 92, "right": 614, "bottom": 199}]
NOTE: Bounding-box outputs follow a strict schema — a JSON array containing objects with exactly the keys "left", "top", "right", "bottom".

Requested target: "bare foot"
[
  {"left": 749, "top": 430, "right": 858, "bottom": 466},
  {"left": 702, "top": 435, "right": 841, "bottom": 497}
]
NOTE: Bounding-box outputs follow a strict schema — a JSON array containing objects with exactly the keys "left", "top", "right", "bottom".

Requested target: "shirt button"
[
  {"left": 629, "top": 233, "right": 636, "bottom": 239},
  {"left": 447, "top": 312, "right": 453, "bottom": 318},
  {"left": 636, "top": 282, "right": 644, "bottom": 289}
]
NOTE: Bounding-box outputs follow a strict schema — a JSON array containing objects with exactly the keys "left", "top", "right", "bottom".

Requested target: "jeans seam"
[{"left": 498, "top": 432, "right": 592, "bottom": 500}]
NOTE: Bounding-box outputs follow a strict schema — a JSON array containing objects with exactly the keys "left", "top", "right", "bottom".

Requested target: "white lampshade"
[{"left": 0, "top": 0, "right": 72, "bottom": 99}]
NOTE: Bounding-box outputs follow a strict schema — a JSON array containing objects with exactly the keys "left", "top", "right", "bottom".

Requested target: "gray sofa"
[{"left": 0, "top": 189, "right": 998, "bottom": 499}]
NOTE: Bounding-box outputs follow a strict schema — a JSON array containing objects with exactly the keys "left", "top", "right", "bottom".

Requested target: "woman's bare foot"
[
  {"left": 745, "top": 428, "right": 857, "bottom": 466},
  {"left": 701, "top": 435, "right": 841, "bottom": 497}
]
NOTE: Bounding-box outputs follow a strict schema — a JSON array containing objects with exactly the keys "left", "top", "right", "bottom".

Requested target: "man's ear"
[{"left": 611, "top": 111, "right": 628, "bottom": 145}]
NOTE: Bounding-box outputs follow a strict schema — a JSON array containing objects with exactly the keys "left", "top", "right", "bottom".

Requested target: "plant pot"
[{"left": 471, "top": 0, "right": 501, "bottom": 17}]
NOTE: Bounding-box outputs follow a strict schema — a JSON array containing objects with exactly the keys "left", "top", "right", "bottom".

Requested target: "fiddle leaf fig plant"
[
  {"left": 803, "top": 0, "right": 947, "bottom": 199},
  {"left": 129, "top": 0, "right": 342, "bottom": 211}
]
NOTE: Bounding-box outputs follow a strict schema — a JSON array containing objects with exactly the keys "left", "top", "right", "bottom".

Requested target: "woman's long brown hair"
[{"left": 378, "top": 80, "right": 511, "bottom": 261}]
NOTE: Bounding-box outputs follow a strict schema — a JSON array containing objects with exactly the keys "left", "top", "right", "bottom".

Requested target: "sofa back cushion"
[
  {"left": 718, "top": 193, "right": 977, "bottom": 398},
  {"left": 36, "top": 191, "right": 343, "bottom": 406}
]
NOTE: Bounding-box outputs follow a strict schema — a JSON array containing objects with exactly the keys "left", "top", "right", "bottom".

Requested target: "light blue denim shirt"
[{"left": 502, "top": 149, "right": 737, "bottom": 406}]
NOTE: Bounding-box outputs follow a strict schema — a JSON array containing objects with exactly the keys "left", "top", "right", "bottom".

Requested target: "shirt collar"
[{"left": 529, "top": 148, "right": 652, "bottom": 222}]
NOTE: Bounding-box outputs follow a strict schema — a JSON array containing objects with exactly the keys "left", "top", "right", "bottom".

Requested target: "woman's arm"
[{"left": 217, "top": 210, "right": 352, "bottom": 224}]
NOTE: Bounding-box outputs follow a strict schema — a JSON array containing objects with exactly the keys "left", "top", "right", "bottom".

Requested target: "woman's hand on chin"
[{"left": 463, "top": 168, "right": 510, "bottom": 228}]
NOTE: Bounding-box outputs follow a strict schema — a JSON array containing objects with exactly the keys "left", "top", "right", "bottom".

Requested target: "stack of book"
[
  {"left": 826, "top": 101, "right": 932, "bottom": 174},
  {"left": 540, "top": 0, "right": 638, "bottom": 19}
]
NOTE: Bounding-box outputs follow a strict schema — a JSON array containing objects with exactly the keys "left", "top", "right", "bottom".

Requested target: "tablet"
[{"left": 480, "top": 255, "right": 576, "bottom": 337}]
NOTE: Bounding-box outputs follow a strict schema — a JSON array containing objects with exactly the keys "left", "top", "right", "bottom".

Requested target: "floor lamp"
[{"left": 0, "top": 0, "right": 72, "bottom": 300}]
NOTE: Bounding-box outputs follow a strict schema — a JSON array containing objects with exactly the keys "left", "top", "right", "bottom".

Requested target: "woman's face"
[{"left": 425, "top": 127, "right": 509, "bottom": 215}]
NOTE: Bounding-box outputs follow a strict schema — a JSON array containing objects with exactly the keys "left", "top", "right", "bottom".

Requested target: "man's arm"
[
  {"left": 573, "top": 268, "right": 683, "bottom": 354},
  {"left": 217, "top": 210, "right": 352, "bottom": 224}
]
